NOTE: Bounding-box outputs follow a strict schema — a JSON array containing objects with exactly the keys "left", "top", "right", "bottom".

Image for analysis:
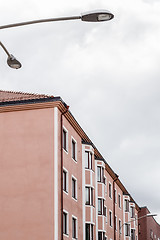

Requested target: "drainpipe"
[
  {"left": 113, "top": 174, "right": 119, "bottom": 240},
  {"left": 61, "top": 106, "right": 69, "bottom": 240}
]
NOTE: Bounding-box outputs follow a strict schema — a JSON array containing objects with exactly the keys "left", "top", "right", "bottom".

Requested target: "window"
[
  {"left": 109, "top": 211, "right": 112, "bottom": 227},
  {"left": 85, "top": 187, "right": 93, "bottom": 205},
  {"left": 63, "top": 169, "right": 68, "bottom": 193},
  {"left": 63, "top": 211, "right": 68, "bottom": 235},
  {"left": 85, "top": 151, "right": 92, "bottom": 169},
  {"left": 114, "top": 189, "right": 117, "bottom": 203},
  {"left": 85, "top": 223, "right": 93, "bottom": 240},
  {"left": 115, "top": 216, "right": 117, "bottom": 231},
  {"left": 109, "top": 183, "right": 112, "bottom": 199},
  {"left": 119, "top": 220, "right": 122, "bottom": 234},
  {"left": 98, "top": 198, "right": 105, "bottom": 215},
  {"left": 131, "top": 229, "right": 135, "bottom": 240},
  {"left": 72, "top": 216, "right": 77, "bottom": 239},
  {"left": 124, "top": 199, "right": 129, "bottom": 212},
  {"left": 150, "top": 230, "right": 153, "bottom": 239},
  {"left": 72, "top": 138, "right": 77, "bottom": 161},
  {"left": 125, "top": 223, "right": 130, "bottom": 236},
  {"left": 63, "top": 128, "right": 68, "bottom": 152},
  {"left": 118, "top": 194, "right": 121, "bottom": 208},
  {"left": 98, "top": 232, "right": 106, "bottom": 240},
  {"left": 97, "top": 166, "right": 104, "bottom": 183},
  {"left": 72, "top": 177, "right": 77, "bottom": 199},
  {"left": 131, "top": 206, "right": 135, "bottom": 218}
]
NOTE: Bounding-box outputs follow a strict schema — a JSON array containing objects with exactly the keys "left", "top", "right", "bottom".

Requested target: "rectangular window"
[
  {"left": 131, "top": 206, "right": 135, "bottom": 218},
  {"left": 98, "top": 198, "right": 105, "bottom": 215},
  {"left": 85, "top": 187, "right": 93, "bottom": 205},
  {"left": 97, "top": 166, "right": 104, "bottom": 183},
  {"left": 109, "top": 211, "right": 112, "bottom": 227},
  {"left": 63, "top": 128, "right": 68, "bottom": 151},
  {"left": 115, "top": 216, "right": 117, "bottom": 231},
  {"left": 72, "top": 217, "right": 77, "bottom": 239},
  {"left": 114, "top": 189, "right": 117, "bottom": 203},
  {"left": 63, "top": 169, "right": 68, "bottom": 192},
  {"left": 109, "top": 183, "right": 112, "bottom": 198},
  {"left": 72, "top": 177, "right": 77, "bottom": 199},
  {"left": 63, "top": 211, "right": 68, "bottom": 235},
  {"left": 85, "top": 223, "right": 93, "bottom": 240},
  {"left": 125, "top": 199, "right": 129, "bottom": 212},
  {"left": 131, "top": 229, "right": 135, "bottom": 240},
  {"left": 72, "top": 138, "right": 77, "bottom": 161},
  {"left": 85, "top": 151, "right": 92, "bottom": 169},
  {"left": 118, "top": 194, "right": 121, "bottom": 208},
  {"left": 125, "top": 223, "right": 130, "bottom": 236},
  {"left": 119, "top": 220, "right": 122, "bottom": 234},
  {"left": 98, "top": 232, "right": 106, "bottom": 240}
]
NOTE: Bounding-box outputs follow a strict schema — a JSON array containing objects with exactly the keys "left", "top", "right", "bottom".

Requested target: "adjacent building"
[{"left": 0, "top": 90, "right": 158, "bottom": 240}]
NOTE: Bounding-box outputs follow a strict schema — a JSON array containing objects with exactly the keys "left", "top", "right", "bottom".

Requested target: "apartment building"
[
  {"left": 0, "top": 90, "right": 150, "bottom": 240},
  {"left": 138, "top": 207, "right": 160, "bottom": 240}
]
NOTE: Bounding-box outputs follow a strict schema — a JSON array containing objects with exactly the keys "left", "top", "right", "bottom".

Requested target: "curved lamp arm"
[
  {"left": 119, "top": 213, "right": 157, "bottom": 240},
  {"left": 0, "top": 10, "right": 114, "bottom": 30}
]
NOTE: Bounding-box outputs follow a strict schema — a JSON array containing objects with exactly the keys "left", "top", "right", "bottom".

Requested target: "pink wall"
[{"left": 0, "top": 108, "right": 55, "bottom": 240}]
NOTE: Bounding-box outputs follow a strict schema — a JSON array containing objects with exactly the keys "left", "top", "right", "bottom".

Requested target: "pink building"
[{"left": 0, "top": 90, "right": 151, "bottom": 240}]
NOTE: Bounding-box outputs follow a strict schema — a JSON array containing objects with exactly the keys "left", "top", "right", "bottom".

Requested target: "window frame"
[
  {"left": 85, "top": 186, "right": 93, "bottom": 206},
  {"left": 109, "top": 182, "right": 112, "bottom": 199},
  {"left": 118, "top": 194, "right": 121, "bottom": 208},
  {"left": 72, "top": 215, "right": 78, "bottom": 239},
  {"left": 71, "top": 137, "right": 77, "bottom": 162},
  {"left": 63, "top": 168, "right": 68, "bottom": 193},
  {"left": 97, "top": 166, "right": 104, "bottom": 183},
  {"left": 85, "top": 223, "right": 94, "bottom": 240},
  {"left": 63, "top": 210, "right": 68, "bottom": 235},
  {"left": 98, "top": 198, "right": 105, "bottom": 215},
  {"left": 85, "top": 151, "right": 93, "bottom": 170},
  {"left": 72, "top": 176, "right": 77, "bottom": 200},
  {"left": 109, "top": 210, "right": 113, "bottom": 227},
  {"left": 63, "top": 127, "right": 68, "bottom": 152}
]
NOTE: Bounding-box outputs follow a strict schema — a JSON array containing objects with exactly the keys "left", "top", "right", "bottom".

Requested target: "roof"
[{"left": 0, "top": 90, "right": 52, "bottom": 102}]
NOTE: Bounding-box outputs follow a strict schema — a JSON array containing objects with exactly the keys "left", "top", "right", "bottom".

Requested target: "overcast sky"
[{"left": 0, "top": 0, "right": 160, "bottom": 224}]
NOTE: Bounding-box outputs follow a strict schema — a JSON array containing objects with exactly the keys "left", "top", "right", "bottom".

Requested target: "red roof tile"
[{"left": 0, "top": 90, "right": 52, "bottom": 103}]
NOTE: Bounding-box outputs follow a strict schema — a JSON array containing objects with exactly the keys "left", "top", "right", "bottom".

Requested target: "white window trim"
[
  {"left": 63, "top": 210, "right": 69, "bottom": 236},
  {"left": 71, "top": 136, "right": 77, "bottom": 162},
  {"left": 63, "top": 126, "right": 68, "bottom": 153},
  {"left": 63, "top": 167, "right": 68, "bottom": 194},
  {"left": 72, "top": 175, "right": 77, "bottom": 201},
  {"left": 109, "top": 182, "right": 112, "bottom": 199},
  {"left": 72, "top": 215, "right": 78, "bottom": 240}
]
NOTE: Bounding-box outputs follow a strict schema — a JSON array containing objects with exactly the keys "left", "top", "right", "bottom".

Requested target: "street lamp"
[
  {"left": 0, "top": 9, "right": 114, "bottom": 69},
  {"left": 119, "top": 213, "right": 157, "bottom": 240}
]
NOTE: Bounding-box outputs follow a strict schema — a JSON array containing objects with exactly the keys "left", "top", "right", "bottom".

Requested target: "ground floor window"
[{"left": 85, "top": 223, "right": 93, "bottom": 240}]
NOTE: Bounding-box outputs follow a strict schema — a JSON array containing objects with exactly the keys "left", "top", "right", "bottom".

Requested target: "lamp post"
[
  {"left": 0, "top": 9, "right": 114, "bottom": 69},
  {"left": 119, "top": 213, "right": 157, "bottom": 240}
]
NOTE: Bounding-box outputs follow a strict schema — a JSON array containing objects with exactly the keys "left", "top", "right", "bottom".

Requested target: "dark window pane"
[
  {"left": 85, "top": 151, "right": 89, "bottom": 168},
  {"left": 72, "top": 217, "right": 76, "bottom": 238},
  {"left": 97, "top": 166, "right": 101, "bottom": 182},
  {"left": 63, "top": 171, "right": 67, "bottom": 192},
  {"left": 72, "top": 140, "right": 76, "bottom": 160},
  {"left": 63, "top": 212, "right": 67, "bottom": 234},
  {"left": 63, "top": 130, "right": 67, "bottom": 151},
  {"left": 72, "top": 178, "right": 76, "bottom": 199}
]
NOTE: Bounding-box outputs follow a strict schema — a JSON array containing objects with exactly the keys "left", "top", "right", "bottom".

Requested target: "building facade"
[
  {"left": 138, "top": 207, "right": 160, "bottom": 240},
  {"left": 0, "top": 90, "right": 157, "bottom": 240}
]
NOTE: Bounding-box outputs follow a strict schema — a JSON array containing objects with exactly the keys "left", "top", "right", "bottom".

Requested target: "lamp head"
[
  {"left": 7, "top": 54, "right": 22, "bottom": 69},
  {"left": 81, "top": 10, "right": 114, "bottom": 22}
]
